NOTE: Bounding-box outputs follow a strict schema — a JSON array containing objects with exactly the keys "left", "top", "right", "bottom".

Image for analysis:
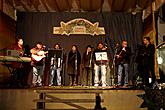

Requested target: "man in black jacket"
[
  {"left": 137, "top": 37, "right": 156, "bottom": 87},
  {"left": 116, "top": 40, "right": 131, "bottom": 86}
]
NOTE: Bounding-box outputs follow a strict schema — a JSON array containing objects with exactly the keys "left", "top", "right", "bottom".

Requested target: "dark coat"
[
  {"left": 136, "top": 43, "right": 155, "bottom": 65},
  {"left": 116, "top": 46, "right": 131, "bottom": 65},
  {"left": 82, "top": 51, "right": 93, "bottom": 68},
  {"left": 67, "top": 51, "right": 81, "bottom": 75}
]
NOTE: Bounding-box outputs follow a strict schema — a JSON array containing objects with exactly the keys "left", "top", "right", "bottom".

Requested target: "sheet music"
[{"left": 95, "top": 52, "right": 108, "bottom": 61}]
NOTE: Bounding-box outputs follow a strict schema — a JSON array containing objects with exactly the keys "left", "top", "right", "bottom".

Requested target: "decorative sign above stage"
[{"left": 53, "top": 18, "right": 105, "bottom": 36}]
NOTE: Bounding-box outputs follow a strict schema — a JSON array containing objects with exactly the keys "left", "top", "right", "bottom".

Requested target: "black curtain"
[
  {"left": 16, "top": 12, "right": 143, "bottom": 84},
  {"left": 102, "top": 12, "right": 143, "bottom": 80},
  {"left": 16, "top": 12, "right": 105, "bottom": 55}
]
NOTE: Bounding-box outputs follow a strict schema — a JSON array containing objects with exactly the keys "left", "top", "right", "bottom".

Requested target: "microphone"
[
  {"left": 104, "top": 43, "right": 108, "bottom": 49},
  {"left": 115, "top": 43, "right": 119, "bottom": 49}
]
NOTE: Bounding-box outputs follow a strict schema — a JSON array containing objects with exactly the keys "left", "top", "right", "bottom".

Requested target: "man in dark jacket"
[
  {"left": 116, "top": 40, "right": 131, "bottom": 86},
  {"left": 136, "top": 37, "right": 156, "bottom": 87}
]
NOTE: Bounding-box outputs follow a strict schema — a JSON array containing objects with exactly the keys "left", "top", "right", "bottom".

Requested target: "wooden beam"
[
  {"left": 46, "top": 0, "right": 59, "bottom": 11},
  {"left": 0, "top": 0, "right": 3, "bottom": 11},
  {"left": 100, "top": 0, "right": 104, "bottom": 12},
  {"left": 54, "top": 0, "right": 60, "bottom": 12},
  {"left": 33, "top": 6, "right": 40, "bottom": 12},
  {"left": 131, "top": 0, "right": 137, "bottom": 11},
  {"left": 4, "top": 0, "right": 15, "bottom": 10},
  {"left": 66, "top": 0, "right": 71, "bottom": 11},
  {"left": 138, "top": 0, "right": 149, "bottom": 9},
  {"left": 107, "top": 0, "right": 113, "bottom": 11},
  {"left": 111, "top": 0, "right": 125, "bottom": 11},
  {"left": 109, "top": 0, "right": 114, "bottom": 11},
  {"left": 121, "top": 0, "right": 126, "bottom": 11},
  {"left": 90, "top": 0, "right": 103, "bottom": 12},
  {"left": 33, "top": 0, "right": 40, "bottom": 12},
  {"left": 19, "top": 0, "right": 29, "bottom": 12},
  {"left": 122, "top": 0, "right": 137, "bottom": 12},
  {"left": 39, "top": 0, "right": 49, "bottom": 12},
  {"left": 89, "top": 0, "right": 92, "bottom": 11},
  {"left": 75, "top": 0, "right": 81, "bottom": 11}
]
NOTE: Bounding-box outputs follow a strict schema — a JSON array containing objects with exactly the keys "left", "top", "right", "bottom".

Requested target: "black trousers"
[{"left": 142, "top": 63, "right": 156, "bottom": 86}]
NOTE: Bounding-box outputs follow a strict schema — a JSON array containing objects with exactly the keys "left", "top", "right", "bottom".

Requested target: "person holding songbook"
[
  {"left": 67, "top": 45, "right": 81, "bottom": 86},
  {"left": 30, "top": 42, "right": 47, "bottom": 87},
  {"left": 116, "top": 40, "right": 131, "bottom": 87},
  {"left": 93, "top": 42, "right": 108, "bottom": 87},
  {"left": 49, "top": 43, "right": 63, "bottom": 86}
]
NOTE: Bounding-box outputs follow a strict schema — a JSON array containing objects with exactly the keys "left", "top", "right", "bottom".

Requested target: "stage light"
[{"left": 158, "top": 56, "right": 163, "bottom": 64}]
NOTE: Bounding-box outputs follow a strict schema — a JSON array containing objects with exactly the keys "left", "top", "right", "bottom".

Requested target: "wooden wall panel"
[
  {"left": 0, "top": 11, "right": 16, "bottom": 83},
  {"left": 0, "top": 11, "right": 16, "bottom": 50}
]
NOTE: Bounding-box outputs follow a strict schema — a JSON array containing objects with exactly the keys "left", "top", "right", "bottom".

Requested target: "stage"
[{"left": 0, "top": 86, "right": 146, "bottom": 110}]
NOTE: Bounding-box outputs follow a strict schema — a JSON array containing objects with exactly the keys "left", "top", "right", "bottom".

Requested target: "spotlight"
[{"left": 158, "top": 56, "right": 163, "bottom": 64}]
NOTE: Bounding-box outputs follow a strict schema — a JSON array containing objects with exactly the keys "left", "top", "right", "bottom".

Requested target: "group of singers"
[{"left": 6, "top": 36, "right": 156, "bottom": 88}]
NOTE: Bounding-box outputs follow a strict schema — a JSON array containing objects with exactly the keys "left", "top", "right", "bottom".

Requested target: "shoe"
[
  {"left": 123, "top": 85, "right": 128, "bottom": 88},
  {"left": 48, "top": 84, "right": 52, "bottom": 86},
  {"left": 31, "top": 83, "right": 36, "bottom": 87},
  {"left": 116, "top": 84, "right": 122, "bottom": 88},
  {"left": 102, "top": 84, "right": 106, "bottom": 87},
  {"left": 38, "top": 83, "right": 42, "bottom": 87},
  {"left": 88, "top": 84, "right": 93, "bottom": 86},
  {"left": 73, "top": 83, "right": 78, "bottom": 86},
  {"left": 94, "top": 84, "right": 99, "bottom": 87}
]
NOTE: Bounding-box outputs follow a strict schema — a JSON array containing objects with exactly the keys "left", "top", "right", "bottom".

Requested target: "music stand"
[
  {"left": 48, "top": 49, "right": 62, "bottom": 59},
  {"left": 48, "top": 49, "right": 63, "bottom": 68},
  {"left": 95, "top": 52, "right": 108, "bottom": 61}
]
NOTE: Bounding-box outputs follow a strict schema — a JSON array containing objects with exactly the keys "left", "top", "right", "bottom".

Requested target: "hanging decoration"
[{"left": 53, "top": 18, "right": 105, "bottom": 36}]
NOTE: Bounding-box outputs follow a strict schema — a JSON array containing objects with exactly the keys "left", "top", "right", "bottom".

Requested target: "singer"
[
  {"left": 93, "top": 42, "right": 108, "bottom": 87},
  {"left": 49, "top": 43, "right": 63, "bottom": 86},
  {"left": 67, "top": 45, "right": 81, "bottom": 86},
  {"left": 116, "top": 40, "right": 131, "bottom": 87},
  {"left": 30, "top": 42, "right": 48, "bottom": 87},
  {"left": 81, "top": 45, "right": 93, "bottom": 86}
]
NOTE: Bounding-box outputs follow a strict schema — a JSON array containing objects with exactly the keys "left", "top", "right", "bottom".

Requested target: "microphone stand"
[{"left": 112, "top": 48, "right": 118, "bottom": 86}]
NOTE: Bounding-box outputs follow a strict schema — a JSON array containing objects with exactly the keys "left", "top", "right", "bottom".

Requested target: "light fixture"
[{"left": 158, "top": 56, "right": 163, "bottom": 64}]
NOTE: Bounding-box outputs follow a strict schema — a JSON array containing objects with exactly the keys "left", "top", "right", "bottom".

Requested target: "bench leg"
[{"left": 37, "top": 93, "right": 45, "bottom": 110}]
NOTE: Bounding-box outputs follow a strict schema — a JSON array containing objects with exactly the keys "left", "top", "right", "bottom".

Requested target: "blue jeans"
[
  {"left": 32, "top": 65, "right": 44, "bottom": 86},
  {"left": 118, "top": 63, "right": 129, "bottom": 85}
]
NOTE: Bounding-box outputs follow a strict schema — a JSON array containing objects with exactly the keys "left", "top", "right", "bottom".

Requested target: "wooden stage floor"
[{"left": 0, "top": 86, "right": 146, "bottom": 110}]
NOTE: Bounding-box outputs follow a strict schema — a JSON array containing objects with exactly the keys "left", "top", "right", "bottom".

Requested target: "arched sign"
[{"left": 53, "top": 18, "right": 105, "bottom": 36}]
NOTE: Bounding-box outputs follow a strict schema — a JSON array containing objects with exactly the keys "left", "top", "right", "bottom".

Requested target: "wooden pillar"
[
  {"left": 0, "top": 0, "right": 3, "bottom": 11},
  {"left": 95, "top": 93, "right": 102, "bottom": 109},
  {"left": 37, "top": 93, "right": 45, "bottom": 109},
  {"left": 152, "top": 1, "right": 160, "bottom": 79}
]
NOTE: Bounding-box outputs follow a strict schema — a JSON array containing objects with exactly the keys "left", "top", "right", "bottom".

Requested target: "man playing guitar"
[{"left": 30, "top": 42, "right": 48, "bottom": 87}]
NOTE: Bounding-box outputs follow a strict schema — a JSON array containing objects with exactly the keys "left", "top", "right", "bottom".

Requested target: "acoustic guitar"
[{"left": 31, "top": 51, "right": 48, "bottom": 62}]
